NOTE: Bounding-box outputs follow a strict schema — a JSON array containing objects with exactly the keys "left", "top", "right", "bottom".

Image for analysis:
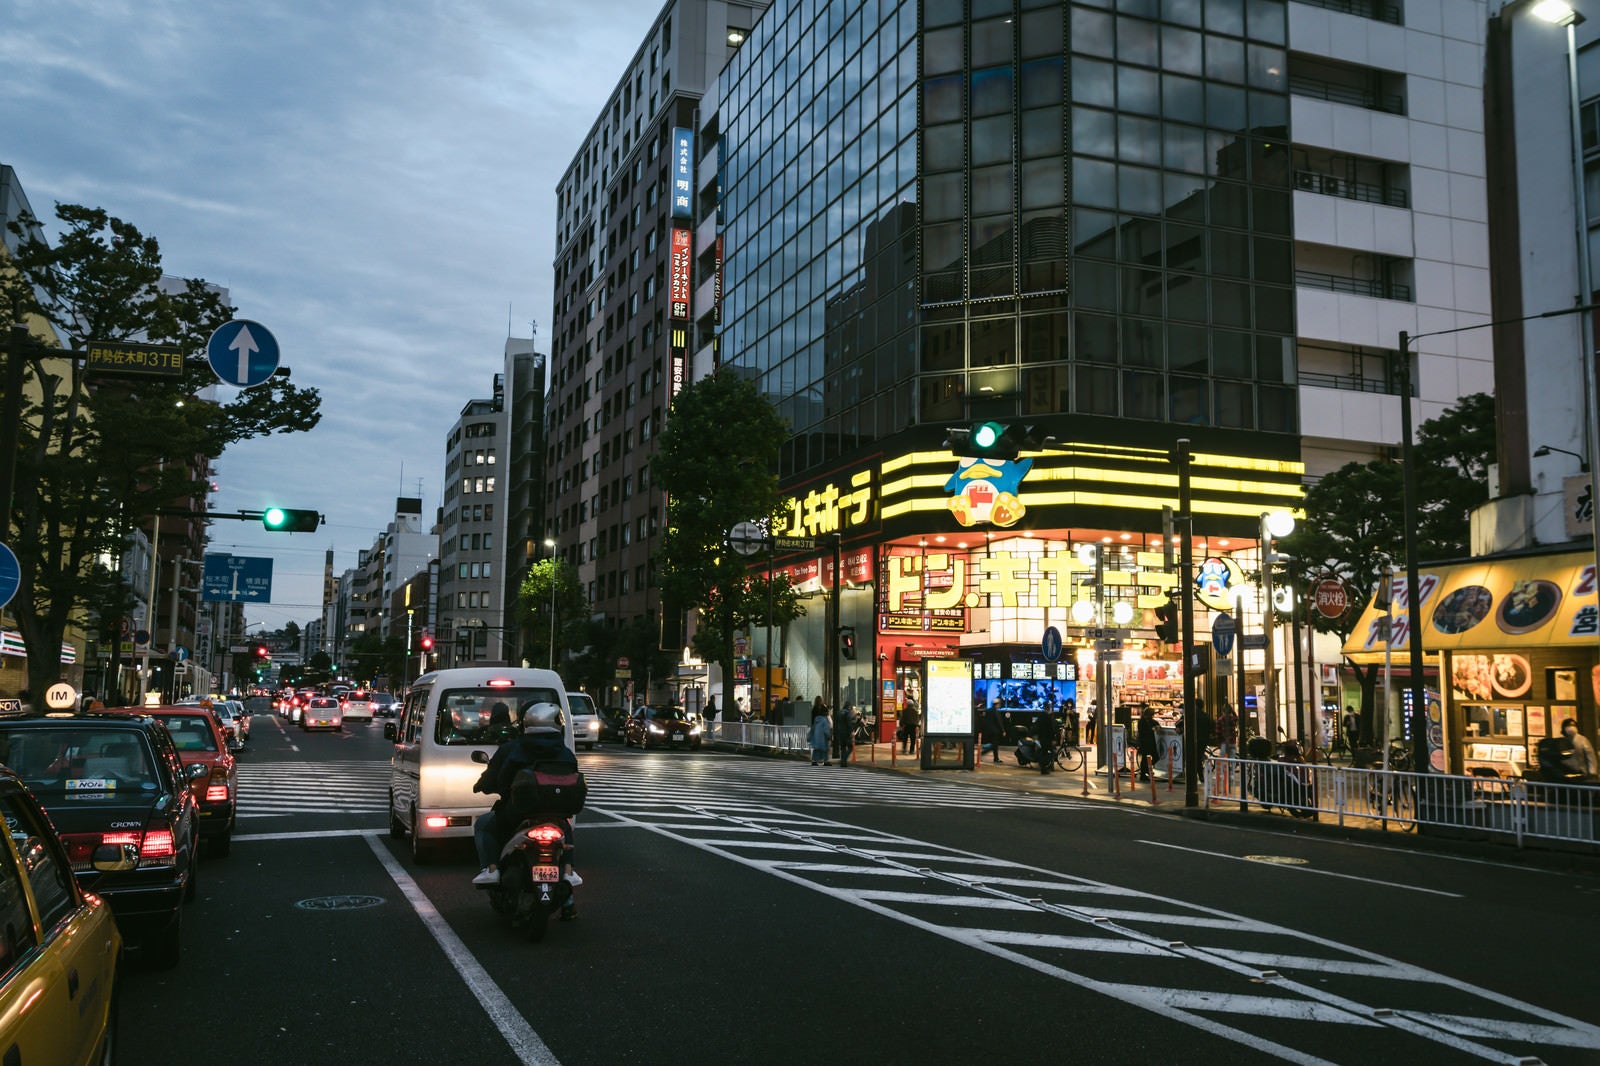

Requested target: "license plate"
[
  {"left": 674, "top": 732, "right": 685, "bottom": 739},
  {"left": 530, "top": 865, "right": 562, "bottom": 882}
]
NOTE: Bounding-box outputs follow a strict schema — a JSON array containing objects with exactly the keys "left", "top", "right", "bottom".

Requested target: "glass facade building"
[{"left": 720, "top": 0, "right": 1299, "bottom": 487}]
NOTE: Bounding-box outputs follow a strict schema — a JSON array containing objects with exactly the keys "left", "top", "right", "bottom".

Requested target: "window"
[
  {"left": 0, "top": 790, "right": 74, "bottom": 933},
  {"left": 433, "top": 688, "right": 562, "bottom": 746}
]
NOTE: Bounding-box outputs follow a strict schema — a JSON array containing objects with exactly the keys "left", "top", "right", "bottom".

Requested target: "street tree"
[
  {"left": 563, "top": 616, "right": 678, "bottom": 705},
  {"left": 346, "top": 630, "right": 407, "bottom": 688},
  {"left": 1, "top": 205, "right": 321, "bottom": 705},
  {"left": 652, "top": 372, "right": 802, "bottom": 715},
  {"left": 1280, "top": 391, "right": 1494, "bottom": 736},
  {"left": 515, "top": 557, "right": 588, "bottom": 670}
]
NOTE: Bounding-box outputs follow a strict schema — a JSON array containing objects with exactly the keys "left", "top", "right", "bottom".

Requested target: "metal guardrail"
[
  {"left": 1297, "top": 369, "right": 1400, "bottom": 395},
  {"left": 1204, "top": 757, "right": 1600, "bottom": 848},
  {"left": 708, "top": 720, "right": 810, "bottom": 754},
  {"left": 1292, "top": 169, "right": 1408, "bottom": 208},
  {"left": 1289, "top": 75, "right": 1405, "bottom": 115},
  {"left": 1295, "top": 269, "right": 1412, "bottom": 301}
]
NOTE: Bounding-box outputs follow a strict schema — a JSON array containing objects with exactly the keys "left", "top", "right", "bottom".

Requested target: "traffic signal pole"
[{"left": 1173, "top": 440, "right": 1199, "bottom": 808}]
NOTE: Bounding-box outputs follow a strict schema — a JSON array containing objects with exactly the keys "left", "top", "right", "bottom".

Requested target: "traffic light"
[
  {"left": 944, "top": 422, "right": 1041, "bottom": 461},
  {"left": 261, "top": 507, "right": 322, "bottom": 533},
  {"left": 840, "top": 626, "right": 857, "bottom": 660},
  {"left": 1153, "top": 600, "right": 1179, "bottom": 643},
  {"left": 255, "top": 645, "right": 269, "bottom": 659},
  {"left": 420, "top": 634, "right": 434, "bottom": 652}
]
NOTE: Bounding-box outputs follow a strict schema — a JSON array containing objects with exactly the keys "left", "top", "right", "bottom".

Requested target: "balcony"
[
  {"left": 1292, "top": 0, "right": 1402, "bottom": 25},
  {"left": 1293, "top": 169, "right": 1407, "bottom": 208},
  {"left": 1290, "top": 55, "right": 1405, "bottom": 115},
  {"left": 1295, "top": 269, "right": 1411, "bottom": 301}
]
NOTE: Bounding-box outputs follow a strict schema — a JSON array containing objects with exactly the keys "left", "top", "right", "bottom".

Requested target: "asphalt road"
[{"left": 113, "top": 697, "right": 1600, "bottom": 1065}]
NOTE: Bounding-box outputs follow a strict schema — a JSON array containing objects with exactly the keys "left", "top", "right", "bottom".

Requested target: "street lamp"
[
  {"left": 544, "top": 538, "right": 557, "bottom": 671},
  {"left": 1260, "top": 510, "right": 1295, "bottom": 741},
  {"left": 1533, "top": 443, "right": 1590, "bottom": 471}
]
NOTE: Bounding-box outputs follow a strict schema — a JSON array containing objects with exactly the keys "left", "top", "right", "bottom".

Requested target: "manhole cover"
[
  {"left": 1243, "top": 854, "right": 1309, "bottom": 866},
  {"left": 294, "top": 894, "right": 386, "bottom": 911}
]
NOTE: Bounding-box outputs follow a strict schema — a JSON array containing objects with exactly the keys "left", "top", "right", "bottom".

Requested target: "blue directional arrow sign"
[
  {"left": 206, "top": 319, "right": 280, "bottom": 387},
  {"left": 0, "top": 543, "right": 18, "bottom": 611},
  {"left": 202, "top": 553, "right": 274, "bottom": 603}
]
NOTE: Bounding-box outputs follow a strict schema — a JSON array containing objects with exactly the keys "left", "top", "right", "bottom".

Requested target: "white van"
[{"left": 385, "top": 667, "right": 574, "bottom": 863}]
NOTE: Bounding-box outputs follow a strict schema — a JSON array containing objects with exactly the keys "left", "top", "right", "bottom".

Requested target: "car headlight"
[
  {"left": 587, "top": 720, "right": 600, "bottom": 733},
  {"left": 648, "top": 723, "right": 665, "bottom": 734},
  {"left": 690, "top": 723, "right": 703, "bottom": 735}
]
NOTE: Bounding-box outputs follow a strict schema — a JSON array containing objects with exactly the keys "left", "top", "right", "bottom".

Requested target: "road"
[{"left": 115, "top": 697, "right": 1600, "bottom": 1065}]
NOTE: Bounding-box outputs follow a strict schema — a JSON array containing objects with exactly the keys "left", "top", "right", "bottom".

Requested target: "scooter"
[
  {"left": 481, "top": 814, "right": 574, "bottom": 942},
  {"left": 1243, "top": 737, "right": 1315, "bottom": 817}
]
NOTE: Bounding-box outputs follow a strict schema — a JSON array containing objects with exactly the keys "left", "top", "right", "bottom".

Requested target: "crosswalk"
[
  {"left": 235, "top": 760, "right": 389, "bottom": 818},
  {"left": 587, "top": 794, "right": 1600, "bottom": 1065}
]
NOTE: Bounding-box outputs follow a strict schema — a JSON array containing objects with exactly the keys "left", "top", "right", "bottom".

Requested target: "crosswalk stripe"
[{"left": 234, "top": 759, "right": 389, "bottom": 818}]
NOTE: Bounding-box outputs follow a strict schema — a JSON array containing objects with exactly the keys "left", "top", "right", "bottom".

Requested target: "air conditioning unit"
[{"left": 1295, "top": 171, "right": 1316, "bottom": 190}]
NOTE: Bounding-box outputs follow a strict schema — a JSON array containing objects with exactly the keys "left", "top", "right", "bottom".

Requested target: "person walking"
[
  {"left": 1216, "top": 700, "right": 1239, "bottom": 758},
  {"left": 833, "top": 702, "right": 855, "bottom": 767},
  {"left": 1085, "top": 700, "right": 1098, "bottom": 745},
  {"left": 899, "top": 696, "right": 919, "bottom": 755},
  {"left": 981, "top": 702, "right": 1005, "bottom": 763},
  {"left": 1136, "top": 705, "right": 1159, "bottom": 781},
  {"left": 1341, "top": 705, "right": 1360, "bottom": 754},
  {"left": 809, "top": 708, "right": 833, "bottom": 766}
]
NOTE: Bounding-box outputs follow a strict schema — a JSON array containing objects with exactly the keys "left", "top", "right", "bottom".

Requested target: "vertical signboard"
[
  {"left": 672, "top": 127, "right": 694, "bottom": 219},
  {"left": 669, "top": 227, "right": 693, "bottom": 321},
  {"left": 713, "top": 236, "right": 724, "bottom": 325}
]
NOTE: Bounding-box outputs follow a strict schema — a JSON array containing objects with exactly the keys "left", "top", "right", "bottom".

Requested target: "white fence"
[
  {"left": 708, "top": 720, "right": 810, "bottom": 754},
  {"left": 1204, "top": 757, "right": 1600, "bottom": 848}
]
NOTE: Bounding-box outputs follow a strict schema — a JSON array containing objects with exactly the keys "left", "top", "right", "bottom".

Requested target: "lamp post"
[
  {"left": 1260, "top": 510, "right": 1295, "bottom": 741},
  {"left": 544, "top": 538, "right": 557, "bottom": 670}
]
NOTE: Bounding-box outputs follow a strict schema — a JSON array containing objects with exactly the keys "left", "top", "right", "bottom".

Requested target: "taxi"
[
  {"left": 144, "top": 706, "right": 236, "bottom": 858},
  {"left": 0, "top": 766, "right": 121, "bottom": 1064}
]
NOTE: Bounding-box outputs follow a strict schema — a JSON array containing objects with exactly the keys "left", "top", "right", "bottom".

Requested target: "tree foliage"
[
  {"left": 562, "top": 616, "right": 678, "bottom": 704},
  {"left": 652, "top": 372, "right": 802, "bottom": 711},
  {"left": 2, "top": 204, "right": 322, "bottom": 703},
  {"left": 515, "top": 558, "right": 589, "bottom": 671},
  {"left": 346, "top": 630, "right": 408, "bottom": 687}
]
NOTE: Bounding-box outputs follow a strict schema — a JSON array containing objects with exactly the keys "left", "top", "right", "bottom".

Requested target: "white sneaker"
[
  {"left": 565, "top": 870, "right": 584, "bottom": 887},
  {"left": 472, "top": 867, "right": 499, "bottom": 886}
]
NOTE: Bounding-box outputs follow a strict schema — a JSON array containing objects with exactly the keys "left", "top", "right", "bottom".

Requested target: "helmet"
[{"left": 520, "top": 701, "right": 566, "bottom": 734}]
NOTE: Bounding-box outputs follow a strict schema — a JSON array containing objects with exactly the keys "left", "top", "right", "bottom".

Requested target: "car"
[
  {"left": 302, "top": 696, "right": 343, "bottom": 732},
  {"left": 567, "top": 691, "right": 602, "bottom": 750},
  {"left": 212, "top": 700, "right": 247, "bottom": 752},
  {"left": 384, "top": 667, "right": 574, "bottom": 863},
  {"left": 341, "top": 690, "right": 375, "bottom": 722},
  {"left": 0, "top": 709, "right": 201, "bottom": 967},
  {"left": 231, "top": 700, "right": 252, "bottom": 743},
  {"left": 0, "top": 765, "right": 122, "bottom": 1064},
  {"left": 144, "top": 706, "right": 238, "bottom": 857},
  {"left": 599, "top": 706, "right": 629, "bottom": 743},
  {"left": 624, "top": 704, "right": 704, "bottom": 750},
  {"left": 370, "top": 691, "right": 400, "bottom": 717}
]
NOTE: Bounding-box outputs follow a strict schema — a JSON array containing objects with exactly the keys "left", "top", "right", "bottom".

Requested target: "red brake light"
[
  {"left": 525, "top": 825, "right": 564, "bottom": 846},
  {"left": 487, "top": 679, "right": 515, "bottom": 688},
  {"left": 100, "top": 831, "right": 140, "bottom": 848},
  {"left": 206, "top": 784, "right": 230, "bottom": 803},
  {"left": 140, "top": 828, "right": 175, "bottom": 860}
]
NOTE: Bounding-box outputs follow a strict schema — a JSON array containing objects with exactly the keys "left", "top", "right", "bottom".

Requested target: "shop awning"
[{"left": 1341, "top": 549, "right": 1597, "bottom": 661}]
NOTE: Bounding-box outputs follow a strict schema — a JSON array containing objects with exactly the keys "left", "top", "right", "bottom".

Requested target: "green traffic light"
[
  {"left": 263, "top": 507, "right": 287, "bottom": 528},
  {"left": 973, "top": 422, "right": 1003, "bottom": 450}
]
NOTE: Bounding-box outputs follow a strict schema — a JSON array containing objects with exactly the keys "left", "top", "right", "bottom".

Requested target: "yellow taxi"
[{"left": 0, "top": 765, "right": 121, "bottom": 1065}]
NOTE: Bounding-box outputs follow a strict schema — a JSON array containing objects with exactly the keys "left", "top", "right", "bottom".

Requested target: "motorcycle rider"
[
  {"left": 1032, "top": 705, "right": 1058, "bottom": 774},
  {"left": 470, "top": 700, "right": 582, "bottom": 919}
]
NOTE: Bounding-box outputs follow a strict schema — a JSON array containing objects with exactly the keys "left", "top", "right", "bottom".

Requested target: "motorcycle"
[
  {"left": 482, "top": 814, "right": 574, "bottom": 942},
  {"left": 1243, "top": 737, "right": 1315, "bottom": 818},
  {"left": 1013, "top": 730, "right": 1054, "bottom": 774}
]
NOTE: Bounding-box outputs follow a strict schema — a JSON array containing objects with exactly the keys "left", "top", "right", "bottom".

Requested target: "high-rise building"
[
  {"left": 502, "top": 337, "right": 548, "bottom": 650},
  {"left": 440, "top": 387, "right": 511, "bottom": 665},
  {"left": 547, "top": 0, "right": 771, "bottom": 641}
]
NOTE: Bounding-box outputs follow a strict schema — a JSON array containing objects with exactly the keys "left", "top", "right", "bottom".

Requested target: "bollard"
[
  {"left": 1167, "top": 747, "right": 1176, "bottom": 792},
  {"left": 1149, "top": 762, "right": 1159, "bottom": 804},
  {"left": 1080, "top": 747, "right": 1092, "bottom": 797}
]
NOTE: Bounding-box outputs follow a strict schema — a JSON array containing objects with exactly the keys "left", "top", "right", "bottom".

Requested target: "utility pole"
[{"left": 1172, "top": 440, "right": 1199, "bottom": 808}]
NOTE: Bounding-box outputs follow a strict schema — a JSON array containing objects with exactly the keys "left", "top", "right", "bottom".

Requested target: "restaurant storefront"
[{"left": 1342, "top": 548, "right": 1600, "bottom": 777}]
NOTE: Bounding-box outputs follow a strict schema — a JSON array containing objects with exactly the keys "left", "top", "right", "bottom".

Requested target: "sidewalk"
[{"left": 784, "top": 740, "right": 1600, "bottom": 872}]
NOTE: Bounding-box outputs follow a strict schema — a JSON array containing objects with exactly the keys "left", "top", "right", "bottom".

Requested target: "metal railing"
[
  {"left": 1291, "top": 0, "right": 1402, "bottom": 24},
  {"left": 1204, "top": 757, "right": 1600, "bottom": 848},
  {"left": 1292, "top": 169, "right": 1408, "bottom": 208},
  {"left": 1298, "top": 369, "right": 1401, "bottom": 395},
  {"left": 1289, "top": 75, "right": 1405, "bottom": 115},
  {"left": 708, "top": 720, "right": 810, "bottom": 754},
  {"left": 1295, "top": 269, "right": 1412, "bottom": 301}
]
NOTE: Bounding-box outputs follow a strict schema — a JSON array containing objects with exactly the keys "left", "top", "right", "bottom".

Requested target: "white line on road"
[
  {"left": 1136, "top": 840, "right": 1464, "bottom": 898},
  {"left": 234, "top": 828, "right": 383, "bottom": 842},
  {"left": 364, "top": 835, "right": 561, "bottom": 1066}
]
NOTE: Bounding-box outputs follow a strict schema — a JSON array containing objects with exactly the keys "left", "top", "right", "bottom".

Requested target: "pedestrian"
[
  {"left": 1085, "top": 700, "right": 1098, "bottom": 745},
  {"left": 809, "top": 709, "right": 832, "bottom": 766},
  {"left": 704, "top": 695, "right": 718, "bottom": 724},
  {"left": 1136, "top": 705, "right": 1159, "bottom": 781},
  {"left": 833, "top": 702, "right": 855, "bottom": 766},
  {"left": 1342, "top": 705, "right": 1360, "bottom": 752},
  {"left": 981, "top": 702, "right": 1005, "bottom": 763},
  {"left": 1215, "top": 700, "right": 1238, "bottom": 758},
  {"left": 899, "top": 695, "right": 919, "bottom": 755},
  {"left": 812, "top": 695, "right": 827, "bottom": 723},
  {"left": 1560, "top": 718, "right": 1599, "bottom": 778}
]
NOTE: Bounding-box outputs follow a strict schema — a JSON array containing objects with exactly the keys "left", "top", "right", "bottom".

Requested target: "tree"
[
  {"left": 515, "top": 558, "right": 588, "bottom": 671},
  {"left": 563, "top": 616, "right": 677, "bottom": 704},
  {"left": 1, "top": 205, "right": 321, "bottom": 705},
  {"left": 651, "top": 372, "right": 802, "bottom": 714},
  {"left": 1279, "top": 392, "right": 1494, "bottom": 736},
  {"left": 346, "top": 630, "right": 407, "bottom": 687}
]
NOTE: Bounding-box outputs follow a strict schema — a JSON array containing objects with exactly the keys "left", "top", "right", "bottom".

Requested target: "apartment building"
[{"left": 440, "top": 388, "right": 511, "bottom": 665}]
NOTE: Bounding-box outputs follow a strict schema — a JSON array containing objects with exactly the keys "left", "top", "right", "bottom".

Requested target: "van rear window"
[{"left": 435, "top": 689, "right": 564, "bottom": 746}]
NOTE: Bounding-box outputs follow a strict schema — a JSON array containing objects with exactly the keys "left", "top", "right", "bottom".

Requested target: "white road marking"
[
  {"left": 365, "top": 835, "right": 561, "bottom": 1066},
  {"left": 1138, "top": 839, "right": 1465, "bottom": 898},
  {"left": 234, "top": 828, "right": 383, "bottom": 842}
]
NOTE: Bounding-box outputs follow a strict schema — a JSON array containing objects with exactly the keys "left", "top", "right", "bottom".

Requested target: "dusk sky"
[{"left": 2, "top": 0, "right": 657, "bottom": 630}]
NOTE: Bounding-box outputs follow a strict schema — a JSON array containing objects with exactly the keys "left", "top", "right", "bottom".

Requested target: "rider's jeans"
[{"left": 475, "top": 809, "right": 501, "bottom": 868}]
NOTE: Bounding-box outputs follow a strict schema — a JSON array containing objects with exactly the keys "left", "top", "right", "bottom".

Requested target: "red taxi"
[{"left": 144, "top": 706, "right": 237, "bottom": 857}]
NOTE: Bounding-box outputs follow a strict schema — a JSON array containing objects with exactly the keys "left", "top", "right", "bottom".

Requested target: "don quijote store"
[
  {"left": 736, "top": 424, "right": 1308, "bottom": 751},
  {"left": 1342, "top": 548, "right": 1600, "bottom": 778}
]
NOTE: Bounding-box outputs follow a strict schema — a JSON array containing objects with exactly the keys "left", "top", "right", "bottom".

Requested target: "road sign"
[
  {"left": 617, "top": 657, "right": 630, "bottom": 669},
  {"left": 1314, "top": 578, "right": 1350, "bottom": 620},
  {"left": 1240, "top": 633, "right": 1268, "bottom": 650},
  {"left": 1095, "top": 639, "right": 1122, "bottom": 651},
  {"left": 170, "top": 646, "right": 189, "bottom": 661},
  {"left": 772, "top": 536, "right": 817, "bottom": 552},
  {"left": 1041, "top": 625, "right": 1062, "bottom": 663},
  {"left": 728, "top": 521, "right": 765, "bottom": 556},
  {"left": 133, "top": 629, "right": 150, "bottom": 646},
  {"left": 84, "top": 339, "right": 183, "bottom": 378},
  {"left": 0, "top": 542, "right": 17, "bottom": 611},
  {"left": 202, "top": 553, "right": 274, "bottom": 603},
  {"left": 206, "top": 319, "right": 280, "bottom": 387},
  {"left": 1098, "top": 650, "right": 1122, "bottom": 661},
  {"left": 1211, "top": 612, "right": 1236, "bottom": 657},
  {"left": 44, "top": 682, "right": 77, "bottom": 710}
]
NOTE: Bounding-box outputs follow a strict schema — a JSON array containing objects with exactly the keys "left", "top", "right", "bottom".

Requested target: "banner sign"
[
  {"left": 669, "top": 227, "right": 692, "bottom": 321},
  {"left": 671, "top": 127, "right": 694, "bottom": 218},
  {"left": 713, "top": 236, "right": 724, "bottom": 325}
]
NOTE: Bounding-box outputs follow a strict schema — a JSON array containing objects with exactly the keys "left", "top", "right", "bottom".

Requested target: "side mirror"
[
  {"left": 187, "top": 763, "right": 209, "bottom": 781},
  {"left": 470, "top": 749, "right": 489, "bottom": 764},
  {"left": 383, "top": 722, "right": 397, "bottom": 741},
  {"left": 91, "top": 842, "right": 139, "bottom": 873}
]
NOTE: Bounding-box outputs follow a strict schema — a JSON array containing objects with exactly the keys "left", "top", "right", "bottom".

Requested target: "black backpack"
[{"left": 509, "top": 759, "right": 587, "bottom": 816}]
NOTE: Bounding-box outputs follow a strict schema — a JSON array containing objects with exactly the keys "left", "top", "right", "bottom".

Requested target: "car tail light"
[
  {"left": 487, "top": 679, "right": 515, "bottom": 688},
  {"left": 525, "top": 825, "right": 564, "bottom": 846},
  {"left": 206, "top": 782, "right": 230, "bottom": 803},
  {"left": 100, "top": 831, "right": 140, "bottom": 848},
  {"left": 423, "top": 816, "right": 449, "bottom": 829}
]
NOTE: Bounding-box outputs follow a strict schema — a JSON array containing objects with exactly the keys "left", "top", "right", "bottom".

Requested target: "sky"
[{"left": 2, "top": 0, "right": 659, "bottom": 632}]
